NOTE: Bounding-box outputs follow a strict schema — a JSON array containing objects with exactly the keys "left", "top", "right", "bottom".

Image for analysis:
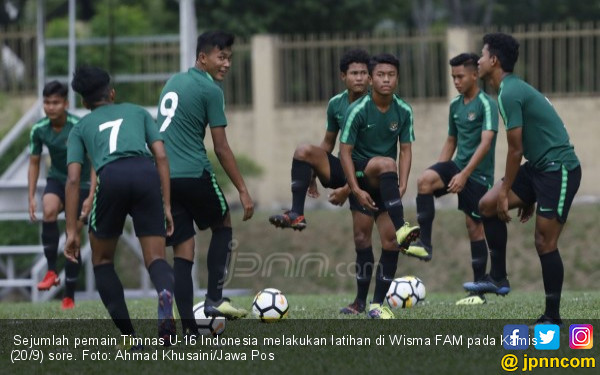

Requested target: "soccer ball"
[
  {"left": 193, "top": 301, "right": 226, "bottom": 336},
  {"left": 386, "top": 276, "right": 426, "bottom": 309},
  {"left": 252, "top": 288, "right": 289, "bottom": 322}
]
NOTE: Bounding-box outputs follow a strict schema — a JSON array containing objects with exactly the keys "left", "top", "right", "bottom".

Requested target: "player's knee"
[
  {"left": 478, "top": 198, "right": 494, "bottom": 218},
  {"left": 353, "top": 233, "right": 371, "bottom": 249},
  {"left": 465, "top": 221, "right": 484, "bottom": 240},
  {"left": 417, "top": 174, "right": 433, "bottom": 194},
  {"left": 293, "top": 144, "right": 312, "bottom": 161},
  {"left": 42, "top": 207, "right": 60, "bottom": 221},
  {"left": 534, "top": 231, "right": 557, "bottom": 254},
  {"left": 381, "top": 239, "right": 398, "bottom": 251}
]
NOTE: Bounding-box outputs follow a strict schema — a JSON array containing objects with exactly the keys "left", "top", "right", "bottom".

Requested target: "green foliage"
[{"left": 207, "top": 151, "right": 263, "bottom": 192}]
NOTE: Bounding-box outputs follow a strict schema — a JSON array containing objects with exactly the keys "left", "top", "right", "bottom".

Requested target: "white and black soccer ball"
[
  {"left": 193, "top": 301, "right": 226, "bottom": 336},
  {"left": 386, "top": 276, "right": 426, "bottom": 309},
  {"left": 252, "top": 288, "right": 289, "bottom": 322}
]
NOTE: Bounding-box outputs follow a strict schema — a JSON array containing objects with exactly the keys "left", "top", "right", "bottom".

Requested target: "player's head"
[
  {"left": 42, "top": 81, "right": 69, "bottom": 121},
  {"left": 479, "top": 33, "right": 519, "bottom": 78},
  {"left": 195, "top": 30, "right": 234, "bottom": 81},
  {"left": 340, "top": 49, "right": 370, "bottom": 95},
  {"left": 71, "top": 66, "right": 114, "bottom": 109},
  {"left": 449, "top": 53, "right": 479, "bottom": 95},
  {"left": 368, "top": 53, "right": 399, "bottom": 96}
]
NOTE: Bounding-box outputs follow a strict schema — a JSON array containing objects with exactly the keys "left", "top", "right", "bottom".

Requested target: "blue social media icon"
[
  {"left": 503, "top": 325, "right": 530, "bottom": 349},
  {"left": 534, "top": 324, "right": 560, "bottom": 350}
]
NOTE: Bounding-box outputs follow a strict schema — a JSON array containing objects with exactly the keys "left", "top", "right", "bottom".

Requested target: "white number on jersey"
[
  {"left": 159, "top": 91, "right": 179, "bottom": 132},
  {"left": 99, "top": 119, "right": 123, "bottom": 154}
]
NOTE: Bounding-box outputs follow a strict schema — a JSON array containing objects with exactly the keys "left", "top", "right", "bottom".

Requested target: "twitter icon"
[{"left": 535, "top": 324, "right": 560, "bottom": 350}]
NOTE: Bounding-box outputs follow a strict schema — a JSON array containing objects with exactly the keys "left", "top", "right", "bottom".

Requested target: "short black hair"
[
  {"left": 368, "top": 53, "right": 399, "bottom": 75},
  {"left": 196, "top": 31, "right": 235, "bottom": 58},
  {"left": 483, "top": 33, "right": 519, "bottom": 73},
  {"left": 42, "top": 81, "right": 68, "bottom": 98},
  {"left": 71, "top": 66, "right": 111, "bottom": 104},
  {"left": 449, "top": 53, "right": 479, "bottom": 69},
  {"left": 339, "top": 49, "right": 370, "bottom": 73}
]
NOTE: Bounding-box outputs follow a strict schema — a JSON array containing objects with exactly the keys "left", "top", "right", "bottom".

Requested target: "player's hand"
[
  {"left": 518, "top": 203, "right": 535, "bottom": 223},
  {"left": 497, "top": 190, "right": 511, "bottom": 222},
  {"left": 28, "top": 199, "right": 37, "bottom": 222},
  {"left": 307, "top": 179, "right": 320, "bottom": 198},
  {"left": 354, "top": 189, "right": 377, "bottom": 211},
  {"left": 448, "top": 172, "right": 467, "bottom": 194},
  {"left": 64, "top": 232, "right": 80, "bottom": 263},
  {"left": 80, "top": 196, "right": 92, "bottom": 223},
  {"left": 328, "top": 186, "right": 350, "bottom": 206},
  {"left": 398, "top": 185, "right": 407, "bottom": 198},
  {"left": 240, "top": 191, "right": 254, "bottom": 221},
  {"left": 164, "top": 206, "right": 174, "bottom": 237}
]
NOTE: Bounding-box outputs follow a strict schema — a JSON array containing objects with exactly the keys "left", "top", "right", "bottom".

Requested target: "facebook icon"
[{"left": 503, "top": 325, "right": 530, "bottom": 349}]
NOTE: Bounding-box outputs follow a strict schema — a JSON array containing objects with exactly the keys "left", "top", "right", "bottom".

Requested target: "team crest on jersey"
[
  {"left": 389, "top": 122, "right": 398, "bottom": 131},
  {"left": 467, "top": 112, "right": 476, "bottom": 121}
]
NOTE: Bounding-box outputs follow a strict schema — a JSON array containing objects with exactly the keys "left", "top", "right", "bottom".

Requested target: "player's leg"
[
  {"left": 456, "top": 214, "right": 488, "bottom": 305},
  {"left": 362, "top": 157, "right": 419, "bottom": 248},
  {"left": 367, "top": 213, "right": 398, "bottom": 319},
  {"left": 62, "top": 187, "right": 89, "bottom": 309},
  {"left": 340, "top": 210, "right": 375, "bottom": 314},
  {"left": 37, "top": 180, "right": 63, "bottom": 290}
]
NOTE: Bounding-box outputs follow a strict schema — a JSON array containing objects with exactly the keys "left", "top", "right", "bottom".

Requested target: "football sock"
[
  {"left": 64, "top": 253, "right": 81, "bottom": 299},
  {"left": 173, "top": 257, "right": 197, "bottom": 332},
  {"left": 291, "top": 158, "right": 313, "bottom": 215},
  {"left": 373, "top": 249, "right": 399, "bottom": 304},
  {"left": 379, "top": 172, "right": 405, "bottom": 229},
  {"left": 540, "top": 249, "right": 563, "bottom": 319},
  {"left": 94, "top": 263, "right": 135, "bottom": 335},
  {"left": 41, "top": 221, "right": 59, "bottom": 271},
  {"left": 416, "top": 194, "right": 435, "bottom": 248},
  {"left": 470, "top": 240, "right": 488, "bottom": 282},
  {"left": 483, "top": 217, "right": 507, "bottom": 280},
  {"left": 355, "top": 246, "right": 374, "bottom": 302},
  {"left": 148, "top": 258, "right": 174, "bottom": 295},
  {"left": 207, "top": 227, "right": 233, "bottom": 302}
]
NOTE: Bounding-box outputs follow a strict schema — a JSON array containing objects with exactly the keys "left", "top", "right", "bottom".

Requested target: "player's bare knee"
[
  {"left": 293, "top": 144, "right": 312, "bottom": 161},
  {"left": 353, "top": 233, "right": 371, "bottom": 249},
  {"left": 417, "top": 174, "right": 433, "bottom": 194},
  {"left": 42, "top": 207, "right": 60, "bottom": 221},
  {"left": 478, "top": 198, "right": 494, "bottom": 218},
  {"left": 534, "top": 231, "right": 557, "bottom": 254}
]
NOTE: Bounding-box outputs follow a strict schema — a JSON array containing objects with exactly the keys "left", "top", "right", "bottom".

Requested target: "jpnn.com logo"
[
  {"left": 503, "top": 325, "right": 533, "bottom": 350},
  {"left": 569, "top": 325, "right": 593, "bottom": 349}
]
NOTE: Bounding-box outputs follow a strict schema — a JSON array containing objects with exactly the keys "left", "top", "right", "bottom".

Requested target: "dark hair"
[
  {"left": 449, "top": 53, "right": 479, "bottom": 69},
  {"left": 368, "top": 53, "right": 399, "bottom": 75},
  {"left": 196, "top": 31, "right": 235, "bottom": 58},
  {"left": 71, "top": 66, "right": 111, "bottom": 104},
  {"left": 483, "top": 33, "right": 519, "bottom": 73},
  {"left": 42, "top": 81, "right": 68, "bottom": 98},
  {"left": 339, "top": 49, "right": 370, "bottom": 73}
]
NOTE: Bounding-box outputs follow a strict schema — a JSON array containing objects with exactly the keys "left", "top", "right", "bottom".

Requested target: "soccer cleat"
[
  {"left": 404, "top": 240, "right": 432, "bottom": 261},
  {"left": 367, "top": 303, "right": 395, "bottom": 319},
  {"left": 463, "top": 274, "right": 510, "bottom": 296},
  {"left": 268, "top": 210, "right": 307, "bottom": 231},
  {"left": 396, "top": 222, "right": 420, "bottom": 249},
  {"left": 531, "top": 314, "right": 564, "bottom": 328},
  {"left": 61, "top": 297, "right": 75, "bottom": 310},
  {"left": 455, "top": 293, "right": 486, "bottom": 305},
  {"left": 157, "top": 289, "right": 176, "bottom": 346},
  {"left": 340, "top": 299, "right": 366, "bottom": 315},
  {"left": 204, "top": 297, "right": 248, "bottom": 320},
  {"left": 37, "top": 270, "right": 60, "bottom": 291},
  {"left": 116, "top": 335, "right": 144, "bottom": 351}
]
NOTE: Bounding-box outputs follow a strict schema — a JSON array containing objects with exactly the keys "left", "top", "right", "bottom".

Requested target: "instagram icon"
[{"left": 569, "top": 324, "right": 593, "bottom": 349}]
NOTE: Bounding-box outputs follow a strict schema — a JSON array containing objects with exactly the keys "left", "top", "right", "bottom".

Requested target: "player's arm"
[
  {"left": 27, "top": 154, "right": 41, "bottom": 221},
  {"left": 319, "top": 130, "right": 338, "bottom": 154},
  {"left": 80, "top": 165, "right": 96, "bottom": 222},
  {"left": 398, "top": 142, "right": 412, "bottom": 198},
  {"left": 498, "top": 127, "right": 523, "bottom": 222},
  {"left": 447, "top": 131, "right": 495, "bottom": 193},
  {"left": 438, "top": 136, "right": 457, "bottom": 162},
  {"left": 210, "top": 126, "right": 254, "bottom": 221},
  {"left": 64, "top": 162, "right": 81, "bottom": 263},
  {"left": 149, "top": 140, "right": 173, "bottom": 236}
]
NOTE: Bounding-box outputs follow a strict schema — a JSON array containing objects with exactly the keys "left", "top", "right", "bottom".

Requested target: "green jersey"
[
  {"left": 449, "top": 91, "right": 498, "bottom": 187},
  {"left": 498, "top": 74, "right": 579, "bottom": 172},
  {"left": 157, "top": 68, "right": 227, "bottom": 178},
  {"left": 67, "top": 103, "right": 161, "bottom": 172},
  {"left": 326, "top": 90, "right": 351, "bottom": 133},
  {"left": 340, "top": 93, "right": 415, "bottom": 161},
  {"left": 30, "top": 112, "right": 91, "bottom": 187}
]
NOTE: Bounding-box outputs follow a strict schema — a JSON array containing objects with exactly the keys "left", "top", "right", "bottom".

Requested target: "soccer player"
[
  {"left": 64, "top": 66, "right": 176, "bottom": 344},
  {"left": 464, "top": 33, "right": 581, "bottom": 325},
  {"left": 339, "top": 53, "right": 420, "bottom": 319},
  {"left": 28, "top": 81, "right": 93, "bottom": 309},
  {"left": 157, "top": 31, "right": 254, "bottom": 335},
  {"left": 267, "top": 49, "right": 375, "bottom": 314},
  {"left": 405, "top": 53, "right": 498, "bottom": 305}
]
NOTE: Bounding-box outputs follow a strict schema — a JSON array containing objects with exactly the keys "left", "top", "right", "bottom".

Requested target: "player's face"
[
  {"left": 200, "top": 46, "right": 232, "bottom": 81},
  {"left": 342, "top": 63, "right": 368, "bottom": 95},
  {"left": 478, "top": 45, "right": 493, "bottom": 79},
  {"left": 451, "top": 65, "right": 477, "bottom": 94},
  {"left": 370, "top": 63, "right": 398, "bottom": 96},
  {"left": 43, "top": 94, "right": 68, "bottom": 121}
]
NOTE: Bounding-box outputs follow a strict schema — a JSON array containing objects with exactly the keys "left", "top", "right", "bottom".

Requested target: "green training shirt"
[
  {"left": 340, "top": 93, "right": 415, "bottom": 161},
  {"left": 326, "top": 90, "right": 351, "bottom": 133},
  {"left": 157, "top": 67, "right": 227, "bottom": 178},
  {"left": 30, "top": 112, "right": 91, "bottom": 188},
  {"left": 498, "top": 74, "right": 579, "bottom": 172},
  {"left": 448, "top": 91, "right": 498, "bottom": 187},
  {"left": 67, "top": 103, "right": 161, "bottom": 172}
]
